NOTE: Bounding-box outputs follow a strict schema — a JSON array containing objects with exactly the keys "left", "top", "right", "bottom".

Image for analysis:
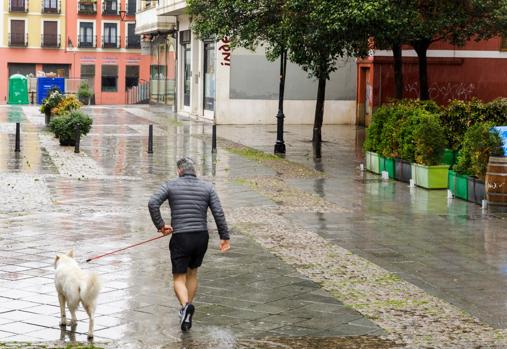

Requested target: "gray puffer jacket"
[{"left": 148, "top": 174, "right": 229, "bottom": 240}]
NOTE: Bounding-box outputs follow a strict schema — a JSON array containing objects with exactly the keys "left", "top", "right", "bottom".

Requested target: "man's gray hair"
[{"left": 177, "top": 157, "right": 196, "bottom": 175}]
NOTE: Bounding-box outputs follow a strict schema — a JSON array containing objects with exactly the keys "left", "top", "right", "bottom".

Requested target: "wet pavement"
[
  {"left": 218, "top": 124, "right": 507, "bottom": 329},
  {"left": 0, "top": 106, "right": 394, "bottom": 348}
]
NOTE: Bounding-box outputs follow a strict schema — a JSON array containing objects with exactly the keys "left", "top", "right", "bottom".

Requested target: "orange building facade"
[{"left": 0, "top": 0, "right": 150, "bottom": 105}]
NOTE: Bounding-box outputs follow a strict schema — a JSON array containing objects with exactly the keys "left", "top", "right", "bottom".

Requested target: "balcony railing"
[
  {"left": 102, "top": 1, "right": 119, "bottom": 15},
  {"left": 41, "top": 0, "right": 61, "bottom": 13},
  {"left": 9, "top": 0, "right": 29, "bottom": 12},
  {"left": 102, "top": 36, "right": 120, "bottom": 48},
  {"left": 126, "top": 35, "right": 141, "bottom": 49},
  {"left": 9, "top": 33, "right": 28, "bottom": 47},
  {"left": 41, "top": 34, "right": 61, "bottom": 48},
  {"left": 78, "top": 35, "right": 96, "bottom": 48},
  {"left": 78, "top": 1, "right": 97, "bottom": 14}
]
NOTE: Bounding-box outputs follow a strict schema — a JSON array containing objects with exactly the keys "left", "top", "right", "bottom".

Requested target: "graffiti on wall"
[
  {"left": 405, "top": 82, "right": 476, "bottom": 100},
  {"left": 219, "top": 37, "right": 231, "bottom": 67}
]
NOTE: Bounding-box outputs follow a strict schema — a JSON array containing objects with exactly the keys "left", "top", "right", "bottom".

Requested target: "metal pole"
[
  {"left": 274, "top": 50, "right": 287, "bottom": 154},
  {"left": 148, "top": 124, "right": 153, "bottom": 154},
  {"left": 74, "top": 123, "right": 81, "bottom": 154},
  {"left": 15, "top": 122, "right": 20, "bottom": 152},
  {"left": 212, "top": 123, "right": 217, "bottom": 153}
]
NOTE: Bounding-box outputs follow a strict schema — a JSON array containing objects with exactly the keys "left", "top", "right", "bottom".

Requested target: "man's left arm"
[{"left": 209, "top": 186, "right": 230, "bottom": 252}]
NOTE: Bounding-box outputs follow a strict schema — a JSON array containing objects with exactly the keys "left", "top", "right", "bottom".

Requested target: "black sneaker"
[{"left": 180, "top": 303, "right": 195, "bottom": 332}]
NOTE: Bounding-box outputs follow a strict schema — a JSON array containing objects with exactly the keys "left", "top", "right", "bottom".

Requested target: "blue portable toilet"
[{"left": 37, "top": 77, "right": 65, "bottom": 104}]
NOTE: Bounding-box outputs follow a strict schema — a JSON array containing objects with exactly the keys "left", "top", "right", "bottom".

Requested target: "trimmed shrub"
[{"left": 49, "top": 110, "right": 93, "bottom": 146}]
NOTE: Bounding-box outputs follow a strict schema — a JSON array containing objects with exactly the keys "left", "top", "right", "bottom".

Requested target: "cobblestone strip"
[
  {"left": 228, "top": 206, "right": 506, "bottom": 348},
  {"left": 0, "top": 173, "right": 52, "bottom": 213},
  {"left": 39, "top": 132, "right": 106, "bottom": 179}
]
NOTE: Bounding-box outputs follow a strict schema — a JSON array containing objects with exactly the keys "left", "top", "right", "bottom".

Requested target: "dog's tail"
[{"left": 81, "top": 272, "right": 101, "bottom": 306}]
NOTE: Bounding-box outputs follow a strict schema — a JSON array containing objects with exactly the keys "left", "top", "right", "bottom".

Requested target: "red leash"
[{"left": 86, "top": 234, "right": 167, "bottom": 263}]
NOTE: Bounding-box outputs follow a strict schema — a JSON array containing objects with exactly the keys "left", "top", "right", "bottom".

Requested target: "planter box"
[
  {"left": 448, "top": 170, "right": 468, "bottom": 200},
  {"left": 467, "top": 177, "right": 485, "bottom": 205},
  {"left": 379, "top": 156, "right": 395, "bottom": 178},
  {"left": 411, "top": 163, "right": 450, "bottom": 189},
  {"left": 441, "top": 149, "right": 457, "bottom": 166},
  {"left": 365, "top": 151, "right": 380, "bottom": 174},
  {"left": 394, "top": 158, "right": 412, "bottom": 183}
]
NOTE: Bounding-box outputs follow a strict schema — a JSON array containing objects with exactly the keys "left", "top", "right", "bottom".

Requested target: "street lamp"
[{"left": 119, "top": 9, "right": 127, "bottom": 21}]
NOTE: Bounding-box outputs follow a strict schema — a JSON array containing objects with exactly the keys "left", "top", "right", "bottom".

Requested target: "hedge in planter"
[
  {"left": 40, "top": 89, "right": 64, "bottom": 124},
  {"left": 49, "top": 110, "right": 93, "bottom": 146},
  {"left": 52, "top": 95, "right": 82, "bottom": 116},
  {"left": 409, "top": 111, "right": 449, "bottom": 189},
  {"left": 453, "top": 121, "right": 504, "bottom": 204}
]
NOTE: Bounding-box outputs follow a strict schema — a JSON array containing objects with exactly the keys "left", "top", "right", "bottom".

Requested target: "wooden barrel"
[{"left": 486, "top": 157, "right": 507, "bottom": 206}]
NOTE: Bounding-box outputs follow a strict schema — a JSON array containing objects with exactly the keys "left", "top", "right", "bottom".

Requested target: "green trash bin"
[{"left": 8, "top": 74, "right": 29, "bottom": 105}]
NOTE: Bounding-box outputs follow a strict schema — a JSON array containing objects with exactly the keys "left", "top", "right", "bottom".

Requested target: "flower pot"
[
  {"left": 365, "top": 151, "right": 380, "bottom": 174},
  {"left": 394, "top": 158, "right": 411, "bottom": 183},
  {"left": 441, "top": 149, "right": 458, "bottom": 166},
  {"left": 467, "top": 177, "right": 485, "bottom": 205},
  {"left": 59, "top": 137, "right": 75, "bottom": 146},
  {"left": 379, "top": 156, "right": 395, "bottom": 178},
  {"left": 411, "top": 163, "right": 450, "bottom": 189},
  {"left": 448, "top": 170, "right": 468, "bottom": 200}
]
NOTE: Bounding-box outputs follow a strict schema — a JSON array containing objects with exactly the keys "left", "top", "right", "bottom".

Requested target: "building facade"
[
  {"left": 136, "top": 0, "right": 357, "bottom": 125},
  {"left": 357, "top": 38, "right": 507, "bottom": 126},
  {"left": 0, "top": 0, "right": 150, "bottom": 105}
]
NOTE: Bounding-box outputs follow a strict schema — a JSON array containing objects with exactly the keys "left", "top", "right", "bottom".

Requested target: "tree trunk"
[
  {"left": 392, "top": 42, "right": 403, "bottom": 100},
  {"left": 412, "top": 39, "right": 431, "bottom": 100},
  {"left": 312, "top": 76, "right": 327, "bottom": 150}
]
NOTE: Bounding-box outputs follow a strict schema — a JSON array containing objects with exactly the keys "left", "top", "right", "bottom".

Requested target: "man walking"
[{"left": 148, "top": 157, "right": 230, "bottom": 332}]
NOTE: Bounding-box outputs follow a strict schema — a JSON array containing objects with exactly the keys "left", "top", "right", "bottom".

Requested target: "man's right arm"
[{"left": 148, "top": 183, "right": 170, "bottom": 230}]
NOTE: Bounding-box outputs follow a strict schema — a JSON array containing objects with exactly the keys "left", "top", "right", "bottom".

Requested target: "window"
[
  {"left": 79, "top": 22, "right": 94, "bottom": 48},
  {"left": 103, "top": 23, "right": 118, "bottom": 48},
  {"left": 10, "top": 20, "right": 26, "bottom": 46},
  {"left": 101, "top": 65, "right": 118, "bottom": 92},
  {"left": 81, "top": 65, "right": 95, "bottom": 91},
  {"left": 126, "top": 23, "right": 140, "bottom": 48},
  {"left": 103, "top": 0, "right": 118, "bottom": 15},
  {"left": 183, "top": 44, "right": 191, "bottom": 107},
  {"left": 43, "top": 0, "right": 58, "bottom": 13},
  {"left": 203, "top": 42, "right": 216, "bottom": 111},
  {"left": 127, "top": 0, "right": 136, "bottom": 15},
  {"left": 10, "top": 0, "right": 27, "bottom": 12},
  {"left": 42, "top": 21, "right": 58, "bottom": 47},
  {"left": 126, "top": 66, "right": 139, "bottom": 89}
]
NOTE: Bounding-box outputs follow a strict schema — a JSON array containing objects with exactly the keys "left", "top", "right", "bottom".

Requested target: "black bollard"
[
  {"left": 212, "top": 124, "right": 217, "bottom": 153},
  {"left": 148, "top": 124, "right": 153, "bottom": 154},
  {"left": 74, "top": 123, "right": 81, "bottom": 154},
  {"left": 15, "top": 122, "right": 20, "bottom": 152}
]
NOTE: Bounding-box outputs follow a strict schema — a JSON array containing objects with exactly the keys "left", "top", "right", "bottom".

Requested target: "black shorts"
[{"left": 169, "top": 231, "right": 209, "bottom": 274}]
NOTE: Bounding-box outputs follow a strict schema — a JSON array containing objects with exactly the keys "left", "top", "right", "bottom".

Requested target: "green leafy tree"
[
  {"left": 284, "top": 0, "right": 369, "bottom": 151},
  {"left": 405, "top": 0, "right": 507, "bottom": 100},
  {"left": 188, "top": 0, "right": 291, "bottom": 154}
]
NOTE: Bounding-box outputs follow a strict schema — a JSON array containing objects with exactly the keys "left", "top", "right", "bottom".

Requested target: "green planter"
[
  {"left": 448, "top": 170, "right": 468, "bottom": 200},
  {"left": 441, "top": 149, "right": 458, "bottom": 166},
  {"left": 365, "top": 151, "right": 380, "bottom": 174},
  {"left": 411, "top": 163, "right": 450, "bottom": 189},
  {"left": 467, "top": 177, "right": 485, "bottom": 205}
]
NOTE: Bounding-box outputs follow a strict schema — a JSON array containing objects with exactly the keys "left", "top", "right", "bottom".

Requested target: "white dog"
[{"left": 54, "top": 249, "right": 101, "bottom": 339}]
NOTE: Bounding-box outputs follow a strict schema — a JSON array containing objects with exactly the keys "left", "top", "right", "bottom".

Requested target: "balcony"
[
  {"left": 9, "top": 0, "right": 29, "bottom": 12},
  {"left": 41, "top": 34, "right": 61, "bottom": 48},
  {"left": 136, "top": 4, "right": 175, "bottom": 35},
  {"left": 157, "top": 0, "right": 186, "bottom": 16},
  {"left": 102, "top": 36, "right": 120, "bottom": 49},
  {"left": 9, "top": 33, "right": 28, "bottom": 47},
  {"left": 126, "top": 35, "right": 141, "bottom": 49},
  {"left": 78, "top": 1, "right": 96, "bottom": 15},
  {"left": 41, "top": 0, "right": 61, "bottom": 13},
  {"left": 102, "top": 0, "right": 119, "bottom": 15},
  {"left": 78, "top": 35, "right": 96, "bottom": 48}
]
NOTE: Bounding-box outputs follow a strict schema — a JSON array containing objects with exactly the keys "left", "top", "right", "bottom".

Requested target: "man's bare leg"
[
  {"left": 186, "top": 268, "right": 198, "bottom": 303},
  {"left": 173, "top": 273, "right": 189, "bottom": 306}
]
